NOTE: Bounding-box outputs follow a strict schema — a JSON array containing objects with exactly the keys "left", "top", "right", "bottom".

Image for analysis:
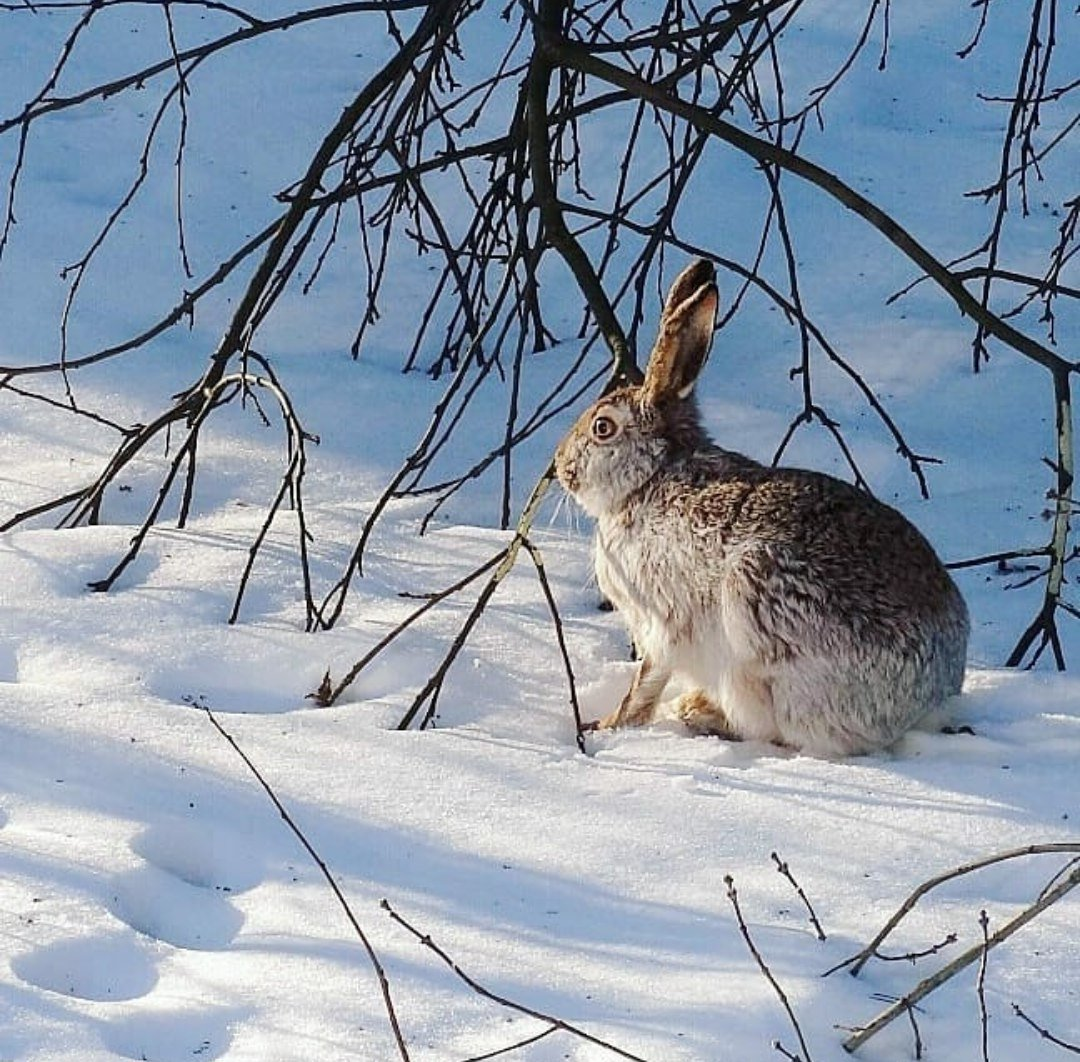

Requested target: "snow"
[{"left": 1, "top": 3, "right": 1078, "bottom": 1061}]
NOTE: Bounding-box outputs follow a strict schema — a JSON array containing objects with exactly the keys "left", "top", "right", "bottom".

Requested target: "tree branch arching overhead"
[{"left": 0, "top": 1, "right": 1076, "bottom": 695}]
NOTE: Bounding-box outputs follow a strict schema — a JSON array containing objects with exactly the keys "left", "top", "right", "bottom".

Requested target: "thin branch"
[
  {"left": 771, "top": 852, "right": 825, "bottom": 941},
  {"left": 382, "top": 899, "right": 654, "bottom": 1062},
  {"left": 947, "top": 547, "right": 1050, "bottom": 571},
  {"left": 1007, "top": 367, "right": 1074, "bottom": 669},
  {"left": 772, "top": 1041, "right": 804, "bottom": 1062},
  {"left": 904, "top": 999, "right": 925, "bottom": 1060},
  {"left": 0, "top": 219, "right": 279, "bottom": 378},
  {"left": 726, "top": 874, "right": 814, "bottom": 1062},
  {"left": 522, "top": 533, "right": 586, "bottom": 752},
  {"left": 527, "top": 0, "right": 637, "bottom": 384},
  {"left": 0, "top": 1, "right": 432, "bottom": 136},
  {"left": 536, "top": 28, "right": 1073, "bottom": 378},
  {"left": 313, "top": 550, "right": 506, "bottom": 708},
  {"left": 201, "top": 704, "right": 412, "bottom": 1061},
  {"left": 842, "top": 858, "right": 1080, "bottom": 1055},
  {"left": 1013, "top": 1004, "right": 1080, "bottom": 1055},
  {"left": 977, "top": 910, "right": 991, "bottom": 1062},
  {"left": 460, "top": 1026, "right": 560, "bottom": 1061},
  {"left": 396, "top": 469, "right": 555, "bottom": 732},
  {"left": 226, "top": 356, "right": 318, "bottom": 625},
  {"left": 839, "top": 844, "right": 1080, "bottom": 978}
]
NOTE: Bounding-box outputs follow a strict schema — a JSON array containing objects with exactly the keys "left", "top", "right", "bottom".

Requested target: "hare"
[{"left": 554, "top": 259, "right": 968, "bottom": 756}]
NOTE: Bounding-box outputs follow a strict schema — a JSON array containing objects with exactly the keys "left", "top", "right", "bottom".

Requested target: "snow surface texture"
[{"left": 0, "top": 3, "right": 1078, "bottom": 1061}]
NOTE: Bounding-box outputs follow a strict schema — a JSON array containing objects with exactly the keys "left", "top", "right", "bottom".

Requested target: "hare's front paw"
[
  {"left": 580, "top": 709, "right": 622, "bottom": 733},
  {"left": 674, "top": 689, "right": 738, "bottom": 739}
]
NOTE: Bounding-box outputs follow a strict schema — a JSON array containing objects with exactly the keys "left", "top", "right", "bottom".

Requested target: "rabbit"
[{"left": 554, "top": 258, "right": 969, "bottom": 756}]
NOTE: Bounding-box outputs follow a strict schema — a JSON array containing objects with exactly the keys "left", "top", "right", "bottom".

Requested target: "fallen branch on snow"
[{"left": 839, "top": 845, "right": 1080, "bottom": 1055}]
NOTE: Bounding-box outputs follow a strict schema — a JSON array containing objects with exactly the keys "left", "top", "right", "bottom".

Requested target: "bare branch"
[
  {"left": 202, "top": 703, "right": 412, "bottom": 1061},
  {"left": 522, "top": 534, "right": 586, "bottom": 751},
  {"left": 771, "top": 852, "right": 826, "bottom": 941},
  {"left": 1013, "top": 1004, "right": 1080, "bottom": 1055},
  {"left": 842, "top": 855, "right": 1080, "bottom": 1055},
  {"left": 383, "top": 899, "right": 655, "bottom": 1062},
  {"left": 977, "top": 910, "right": 991, "bottom": 1062},
  {"left": 726, "top": 874, "right": 815, "bottom": 1062},
  {"left": 839, "top": 843, "right": 1080, "bottom": 979},
  {"left": 535, "top": 27, "right": 1073, "bottom": 378}
]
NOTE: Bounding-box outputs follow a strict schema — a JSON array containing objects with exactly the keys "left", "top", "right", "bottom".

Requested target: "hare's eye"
[{"left": 591, "top": 414, "right": 619, "bottom": 442}]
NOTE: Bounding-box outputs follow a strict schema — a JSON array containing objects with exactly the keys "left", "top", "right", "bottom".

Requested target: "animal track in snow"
[
  {"left": 100, "top": 1006, "right": 238, "bottom": 1062},
  {"left": 107, "top": 865, "right": 244, "bottom": 951},
  {"left": 132, "top": 820, "right": 264, "bottom": 893},
  {"left": 11, "top": 933, "right": 158, "bottom": 1002},
  {"left": 109, "top": 821, "right": 262, "bottom": 950}
]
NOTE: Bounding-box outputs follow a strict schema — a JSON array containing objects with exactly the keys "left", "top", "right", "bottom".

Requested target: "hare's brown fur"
[{"left": 555, "top": 260, "right": 968, "bottom": 756}]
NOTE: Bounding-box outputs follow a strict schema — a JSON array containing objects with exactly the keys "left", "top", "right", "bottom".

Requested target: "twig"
[
  {"left": 1038, "top": 855, "right": 1080, "bottom": 902},
  {"left": 396, "top": 469, "right": 556, "bottom": 732},
  {"left": 948, "top": 547, "right": 1050, "bottom": 571},
  {"left": 1006, "top": 367, "right": 1074, "bottom": 670},
  {"left": 725, "top": 875, "right": 814, "bottom": 1062},
  {"left": 526, "top": 0, "right": 637, "bottom": 384},
  {"left": 460, "top": 1026, "right": 559, "bottom": 1061},
  {"left": 522, "top": 533, "right": 587, "bottom": 752},
  {"left": 772, "top": 1040, "right": 803, "bottom": 1062},
  {"left": 226, "top": 356, "right": 318, "bottom": 625},
  {"left": 163, "top": 3, "right": 195, "bottom": 280},
  {"left": 838, "top": 844, "right": 1080, "bottom": 978},
  {"left": 977, "top": 910, "right": 991, "bottom": 1062},
  {"left": 85, "top": 381, "right": 234, "bottom": 591},
  {"left": 823, "top": 932, "right": 958, "bottom": 979},
  {"left": 382, "top": 899, "right": 654, "bottom": 1062},
  {"left": 842, "top": 859, "right": 1080, "bottom": 1054},
  {"left": 1013, "top": 1004, "right": 1080, "bottom": 1055},
  {"left": 314, "top": 550, "right": 507, "bottom": 707},
  {"left": 201, "top": 705, "right": 412, "bottom": 1061},
  {"left": 905, "top": 999, "right": 925, "bottom": 1060},
  {"left": 771, "top": 852, "right": 826, "bottom": 941},
  {"left": 0, "top": 218, "right": 279, "bottom": 380}
]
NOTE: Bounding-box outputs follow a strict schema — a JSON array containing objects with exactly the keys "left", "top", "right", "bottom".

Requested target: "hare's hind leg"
[
  {"left": 674, "top": 689, "right": 739, "bottom": 739},
  {"left": 594, "top": 656, "right": 671, "bottom": 729}
]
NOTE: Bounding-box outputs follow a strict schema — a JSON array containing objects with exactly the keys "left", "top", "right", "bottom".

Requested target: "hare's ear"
[{"left": 642, "top": 259, "right": 719, "bottom": 403}]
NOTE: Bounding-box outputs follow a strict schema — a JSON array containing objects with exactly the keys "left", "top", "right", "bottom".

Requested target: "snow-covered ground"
[{"left": 0, "top": 3, "right": 1078, "bottom": 1060}]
